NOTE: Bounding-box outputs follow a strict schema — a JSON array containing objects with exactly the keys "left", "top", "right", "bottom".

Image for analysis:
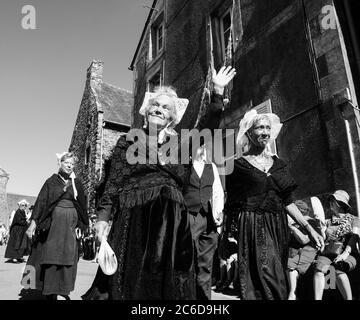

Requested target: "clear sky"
[{"left": 0, "top": 0, "right": 150, "bottom": 197}]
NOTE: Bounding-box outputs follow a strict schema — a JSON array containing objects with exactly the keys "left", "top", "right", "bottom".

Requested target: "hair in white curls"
[
  {"left": 143, "top": 86, "right": 178, "bottom": 129},
  {"left": 60, "top": 152, "right": 78, "bottom": 164}
]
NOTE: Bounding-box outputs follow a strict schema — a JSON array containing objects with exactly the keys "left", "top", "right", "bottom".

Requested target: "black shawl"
[{"left": 31, "top": 174, "right": 88, "bottom": 232}]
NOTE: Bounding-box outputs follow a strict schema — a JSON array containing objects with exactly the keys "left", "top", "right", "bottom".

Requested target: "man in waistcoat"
[{"left": 182, "top": 142, "right": 224, "bottom": 300}]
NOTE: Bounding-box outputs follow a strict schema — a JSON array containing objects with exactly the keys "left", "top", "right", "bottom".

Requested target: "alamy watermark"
[
  {"left": 321, "top": 5, "right": 336, "bottom": 31},
  {"left": 125, "top": 127, "right": 237, "bottom": 175},
  {"left": 21, "top": 265, "right": 36, "bottom": 289},
  {"left": 21, "top": 5, "right": 36, "bottom": 30}
]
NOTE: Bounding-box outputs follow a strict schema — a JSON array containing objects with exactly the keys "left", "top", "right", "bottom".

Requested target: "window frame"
[
  {"left": 146, "top": 63, "right": 164, "bottom": 92},
  {"left": 219, "top": 8, "right": 232, "bottom": 62},
  {"left": 149, "top": 11, "right": 165, "bottom": 61},
  {"left": 156, "top": 23, "right": 164, "bottom": 54}
]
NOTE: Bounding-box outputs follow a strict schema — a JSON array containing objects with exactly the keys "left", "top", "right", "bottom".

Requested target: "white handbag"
[{"left": 98, "top": 236, "right": 118, "bottom": 275}]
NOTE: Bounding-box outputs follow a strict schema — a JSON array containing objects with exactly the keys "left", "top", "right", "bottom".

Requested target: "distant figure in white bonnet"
[
  {"left": 4, "top": 199, "right": 31, "bottom": 263},
  {"left": 23, "top": 151, "right": 88, "bottom": 300},
  {"left": 224, "top": 109, "right": 324, "bottom": 300},
  {"left": 8, "top": 199, "right": 29, "bottom": 228}
]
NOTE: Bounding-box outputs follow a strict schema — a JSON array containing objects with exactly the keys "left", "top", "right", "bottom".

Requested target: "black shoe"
[{"left": 45, "top": 294, "right": 57, "bottom": 300}]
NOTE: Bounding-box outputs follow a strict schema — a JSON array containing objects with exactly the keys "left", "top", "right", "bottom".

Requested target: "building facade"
[
  {"left": 129, "top": 0, "right": 360, "bottom": 214},
  {"left": 69, "top": 61, "right": 133, "bottom": 216},
  {"left": 0, "top": 168, "right": 9, "bottom": 224},
  {"left": 0, "top": 167, "right": 37, "bottom": 226}
]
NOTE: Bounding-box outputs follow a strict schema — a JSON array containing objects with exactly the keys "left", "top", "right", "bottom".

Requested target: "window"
[
  {"left": 149, "top": 12, "right": 165, "bottom": 61},
  {"left": 220, "top": 9, "right": 232, "bottom": 61},
  {"left": 147, "top": 69, "right": 162, "bottom": 92},
  {"left": 85, "top": 145, "right": 91, "bottom": 165},
  {"left": 156, "top": 23, "right": 164, "bottom": 53},
  {"left": 210, "top": 2, "right": 243, "bottom": 68}
]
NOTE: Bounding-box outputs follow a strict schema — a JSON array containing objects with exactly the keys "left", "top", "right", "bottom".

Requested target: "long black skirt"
[
  {"left": 23, "top": 203, "right": 78, "bottom": 296},
  {"left": 5, "top": 225, "right": 30, "bottom": 260},
  {"left": 237, "top": 210, "right": 289, "bottom": 300},
  {"left": 83, "top": 192, "right": 196, "bottom": 300}
]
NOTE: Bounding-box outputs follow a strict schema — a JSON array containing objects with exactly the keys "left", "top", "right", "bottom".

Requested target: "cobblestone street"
[{"left": 0, "top": 245, "right": 238, "bottom": 300}]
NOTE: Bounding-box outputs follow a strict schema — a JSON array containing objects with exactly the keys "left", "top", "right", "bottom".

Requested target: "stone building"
[
  {"left": 69, "top": 61, "right": 133, "bottom": 216},
  {"left": 129, "top": 0, "right": 360, "bottom": 214},
  {"left": 0, "top": 167, "right": 37, "bottom": 226},
  {"left": 0, "top": 168, "right": 9, "bottom": 224}
]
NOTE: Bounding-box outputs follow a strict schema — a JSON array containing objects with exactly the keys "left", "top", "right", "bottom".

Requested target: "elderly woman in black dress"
[
  {"left": 224, "top": 110, "right": 324, "bottom": 300},
  {"left": 25, "top": 152, "right": 88, "bottom": 300},
  {"left": 83, "top": 67, "right": 236, "bottom": 300},
  {"left": 83, "top": 86, "right": 195, "bottom": 300},
  {"left": 5, "top": 200, "right": 31, "bottom": 263}
]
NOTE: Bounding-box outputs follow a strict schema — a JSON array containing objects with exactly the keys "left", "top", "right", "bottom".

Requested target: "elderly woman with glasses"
[
  {"left": 24, "top": 152, "right": 88, "bottom": 300},
  {"left": 5, "top": 199, "right": 31, "bottom": 263},
  {"left": 83, "top": 67, "right": 236, "bottom": 300},
  {"left": 224, "top": 110, "right": 324, "bottom": 300}
]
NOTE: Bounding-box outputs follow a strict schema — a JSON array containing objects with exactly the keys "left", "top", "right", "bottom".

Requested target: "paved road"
[
  {"left": 0, "top": 245, "right": 238, "bottom": 300},
  {"left": 0, "top": 244, "right": 98, "bottom": 300}
]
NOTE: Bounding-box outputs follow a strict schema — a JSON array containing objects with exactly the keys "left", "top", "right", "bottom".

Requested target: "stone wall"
[
  {"left": 69, "top": 61, "right": 131, "bottom": 216},
  {"left": 69, "top": 62, "right": 103, "bottom": 216},
  {"left": 0, "top": 172, "right": 9, "bottom": 225},
  {"left": 302, "top": 0, "right": 360, "bottom": 209}
]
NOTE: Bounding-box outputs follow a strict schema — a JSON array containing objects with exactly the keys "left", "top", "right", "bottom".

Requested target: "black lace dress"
[
  {"left": 225, "top": 156, "right": 297, "bottom": 300},
  {"left": 83, "top": 135, "right": 196, "bottom": 300}
]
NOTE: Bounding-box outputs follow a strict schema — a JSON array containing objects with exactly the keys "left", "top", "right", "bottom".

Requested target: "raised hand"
[{"left": 212, "top": 66, "right": 237, "bottom": 95}]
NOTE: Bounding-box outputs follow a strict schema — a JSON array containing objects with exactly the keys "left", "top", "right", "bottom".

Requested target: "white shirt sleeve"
[{"left": 211, "top": 162, "right": 224, "bottom": 219}]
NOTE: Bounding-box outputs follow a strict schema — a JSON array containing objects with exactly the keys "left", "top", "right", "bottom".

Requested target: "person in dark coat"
[
  {"left": 224, "top": 109, "right": 325, "bottom": 300},
  {"left": 5, "top": 199, "right": 31, "bottom": 263},
  {"left": 180, "top": 67, "right": 235, "bottom": 300},
  {"left": 182, "top": 143, "right": 224, "bottom": 300},
  {"left": 23, "top": 152, "right": 88, "bottom": 300}
]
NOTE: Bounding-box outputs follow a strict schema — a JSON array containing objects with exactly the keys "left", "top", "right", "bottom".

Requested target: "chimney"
[{"left": 87, "top": 60, "right": 104, "bottom": 85}]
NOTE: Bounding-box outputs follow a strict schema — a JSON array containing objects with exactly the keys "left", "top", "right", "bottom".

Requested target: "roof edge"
[{"left": 129, "top": 0, "right": 158, "bottom": 71}]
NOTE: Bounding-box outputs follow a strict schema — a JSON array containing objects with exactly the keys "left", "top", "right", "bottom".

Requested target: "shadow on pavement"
[{"left": 18, "top": 288, "right": 46, "bottom": 300}]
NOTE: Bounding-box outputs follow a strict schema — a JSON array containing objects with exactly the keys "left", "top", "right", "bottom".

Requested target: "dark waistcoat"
[{"left": 183, "top": 163, "right": 214, "bottom": 214}]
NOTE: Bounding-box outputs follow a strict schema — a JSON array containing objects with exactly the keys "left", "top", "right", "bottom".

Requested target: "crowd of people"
[
  {"left": 213, "top": 190, "right": 360, "bottom": 300},
  {"left": 2, "top": 65, "right": 360, "bottom": 300}
]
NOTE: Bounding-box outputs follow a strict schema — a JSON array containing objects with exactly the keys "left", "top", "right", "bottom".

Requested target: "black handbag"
[{"left": 322, "top": 241, "right": 344, "bottom": 258}]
